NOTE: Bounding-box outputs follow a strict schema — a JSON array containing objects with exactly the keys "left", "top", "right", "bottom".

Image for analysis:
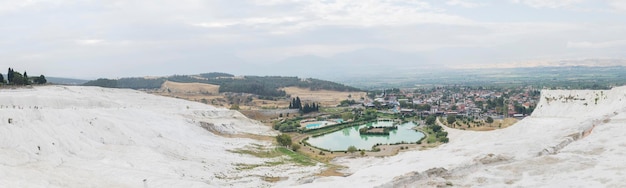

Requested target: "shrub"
[
  {"left": 439, "top": 137, "right": 449, "bottom": 143},
  {"left": 275, "top": 134, "right": 292, "bottom": 147},
  {"left": 291, "top": 144, "right": 301, "bottom": 151},
  {"left": 347, "top": 146, "right": 357, "bottom": 154}
]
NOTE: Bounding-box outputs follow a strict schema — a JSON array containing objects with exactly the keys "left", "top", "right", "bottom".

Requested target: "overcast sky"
[{"left": 1, "top": 0, "right": 626, "bottom": 79}]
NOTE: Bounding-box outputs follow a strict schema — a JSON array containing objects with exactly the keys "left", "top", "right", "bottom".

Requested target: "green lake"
[{"left": 306, "top": 121, "right": 425, "bottom": 151}]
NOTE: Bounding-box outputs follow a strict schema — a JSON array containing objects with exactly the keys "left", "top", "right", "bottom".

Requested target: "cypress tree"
[
  {"left": 7, "top": 68, "right": 12, "bottom": 84},
  {"left": 23, "top": 71, "right": 29, "bottom": 85},
  {"left": 0, "top": 73, "right": 4, "bottom": 83},
  {"left": 290, "top": 98, "right": 296, "bottom": 109},
  {"left": 295, "top": 97, "right": 301, "bottom": 109}
]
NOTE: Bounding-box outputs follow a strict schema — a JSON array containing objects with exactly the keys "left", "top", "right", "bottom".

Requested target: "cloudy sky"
[{"left": 1, "top": 0, "right": 626, "bottom": 78}]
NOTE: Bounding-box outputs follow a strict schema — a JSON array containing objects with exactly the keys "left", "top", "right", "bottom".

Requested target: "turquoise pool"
[
  {"left": 306, "top": 122, "right": 424, "bottom": 151},
  {"left": 306, "top": 123, "right": 322, "bottom": 129}
]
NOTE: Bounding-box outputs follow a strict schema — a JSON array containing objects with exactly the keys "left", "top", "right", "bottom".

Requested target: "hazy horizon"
[{"left": 2, "top": 0, "right": 626, "bottom": 79}]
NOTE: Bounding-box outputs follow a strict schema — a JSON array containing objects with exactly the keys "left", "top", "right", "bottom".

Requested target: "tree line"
[
  {"left": 84, "top": 73, "right": 361, "bottom": 98},
  {"left": 1, "top": 68, "right": 47, "bottom": 85},
  {"left": 289, "top": 96, "right": 320, "bottom": 114}
]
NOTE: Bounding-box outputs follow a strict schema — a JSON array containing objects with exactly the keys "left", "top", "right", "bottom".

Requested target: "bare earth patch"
[
  {"left": 282, "top": 87, "right": 366, "bottom": 107},
  {"left": 159, "top": 80, "right": 220, "bottom": 94}
]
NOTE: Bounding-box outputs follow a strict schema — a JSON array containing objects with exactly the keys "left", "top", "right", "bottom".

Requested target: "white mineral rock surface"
[
  {"left": 0, "top": 86, "right": 319, "bottom": 187},
  {"left": 3, "top": 85, "right": 626, "bottom": 187},
  {"left": 302, "top": 86, "right": 626, "bottom": 187}
]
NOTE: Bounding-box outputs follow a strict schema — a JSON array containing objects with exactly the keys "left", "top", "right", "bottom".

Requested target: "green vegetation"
[
  {"left": 291, "top": 144, "right": 301, "bottom": 152},
  {"left": 338, "top": 99, "right": 358, "bottom": 107},
  {"left": 274, "top": 117, "right": 301, "bottom": 132},
  {"left": 289, "top": 96, "right": 320, "bottom": 114},
  {"left": 84, "top": 73, "right": 360, "bottom": 97},
  {"left": 420, "top": 117, "right": 449, "bottom": 144},
  {"left": 276, "top": 147, "right": 316, "bottom": 166},
  {"left": 347, "top": 146, "right": 357, "bottom": 155},
  {"left": 84, "top": 77, "right": 165, "bottom": 89},
  {"left": 3, "top": 68, "right": 47, "bottom": 86},
  {"left": 230, "top": 145, "right": 315, "bottom": 169},
  {"left": 358, "top": 125, "right": 398, "bottom": 135},
  {"left": 275, "top": 134, "right": 292, "bottom": 148},
  {"left": 486, "top": 117, "right": 494, "bottom": 123},
  {"left": 425, "top": 115, "right": 436, "bottom": 125},
  {"left": 446, "top": 115, "right": 456, "bottom": 125}
]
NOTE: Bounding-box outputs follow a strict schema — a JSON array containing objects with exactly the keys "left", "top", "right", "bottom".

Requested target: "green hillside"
[{"left": 83, "top": 73, "right": 361, "bottom": 97}]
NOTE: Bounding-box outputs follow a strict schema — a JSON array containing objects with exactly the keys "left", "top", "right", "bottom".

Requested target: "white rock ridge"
[
  {"left": 299, "top": 86, "right": 626, "bottom": 187},
  {"left": 0, "top": 86, "right": 318, "bottom": 187}
]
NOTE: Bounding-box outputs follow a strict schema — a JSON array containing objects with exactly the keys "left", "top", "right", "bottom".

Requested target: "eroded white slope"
[
  {"left": 301, "top": 86, "right": 626, "bottom": 187},
  {"left": 0, "top": 86, "right": 317, "bottom": 187}
]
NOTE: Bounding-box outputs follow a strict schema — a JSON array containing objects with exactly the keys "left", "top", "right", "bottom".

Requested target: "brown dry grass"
[
  {"left": 317, "top": 165, "right": 348, "bottom": 177},
  {"left": 447, "top": 118, "right": 519, "bottom": 131},
  {"left": 248, "top": 99, "right": 291, "bottom": 109},
  {"left": 282, "top": 87, "right": 366, "bottom": 107},
  {"left": 160, "top": 80, "right": 220, "bottom": 94}
]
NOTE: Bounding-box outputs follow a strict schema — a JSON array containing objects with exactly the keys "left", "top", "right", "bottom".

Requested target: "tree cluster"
[
  {"left": 289, "top": 97, "right": 320, "bottom": 114},
  {"left": 275, "top": 134, "right": 292, "bottom": 148},
  {"left": 3, "top": 68, "right": 46, "bottom": 85},
  {"left": 427, "top": 124, "right": 448, "bottom": 143},
  {"left": 425, "top": 115, "right": 437, "bottom": 125},
  {"left": 85, "top": 74, "right": 360, "bottom": 98},
  {"left": 83, "top": 78, "right": 164, "bottom": 89},
  {"left": 486, "top": 117, "right": 494, "bottom": 123},
  {"left": 446, "top": 115, "right": 457, "bottom": 125}
]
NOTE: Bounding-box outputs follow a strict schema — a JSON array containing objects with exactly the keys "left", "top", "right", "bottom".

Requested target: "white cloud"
[
  {"left": 567, "top": 40, "right": 626, "bottom": 49},
  {"left": 0, "top": 0, "right": 624, "bottom": 78},
  {"left": 511, "top": 0, "right": 584, "bottom": 9},
  {"left": 446, "top": 0, "right": 485, "bottom": 8},
  {"left": 608, "top": 0, "right": 626, "bottom": 11},
  {"left": 76, "top": 39, "right": 104, "bottom": 45}
]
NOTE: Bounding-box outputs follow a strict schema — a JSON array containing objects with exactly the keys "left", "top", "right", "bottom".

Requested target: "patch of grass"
[
  {"left": 234, "top": 160, "right": 286, "bottom": 170},
  {"left": 426, "top": 136, "right": 437, "bottom": 144},
  {"left": 229, "top": 148, "right": 283, "bottom": 158},
  {"left": 262, "top": 176, "right": 283, "bottom": 182},
  {"left": 277, "top": 147, "right": 316, "bottom": 166},
  {"left": 230, "top": 146, "right": 317, "bottom": 167},
  {"left": 234, "top": 163, "right": 265, "bottom": 170}
]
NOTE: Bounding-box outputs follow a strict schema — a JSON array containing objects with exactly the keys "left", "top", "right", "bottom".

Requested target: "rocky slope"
[{"left": 0, "top": 86, "right": 319, "bottom": 187}]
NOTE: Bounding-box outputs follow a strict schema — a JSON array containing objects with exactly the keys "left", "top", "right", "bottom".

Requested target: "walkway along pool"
[{"left": 305, "top": 121, "right": 425, "bottom": 151}]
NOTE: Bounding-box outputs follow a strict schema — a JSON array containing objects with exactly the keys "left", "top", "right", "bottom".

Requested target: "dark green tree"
[
  {"left": 295, "top": 97, "right": 301, "bottom": 109},
  {"left": 34, "top": 75, "right": 47, "bottom": 84},
  {"left": 347, "top": 145, "right": 357, "bottom": 155},
  {"left": 430, "top": 125, "right": 442, "bottom": 132},
  {"left": 425, "top": 115, "right": 436, "bottom": 125},
  {"left": 23, "top": 71, "right": 30, "bottom": 85},
  {"left": 11, "top": 72, "right": 24, "bottom": 85},
  {"left": 486, "top": 117, "right": 494, "bottom": 123},
  {"left": 7, "top": 68, "right": 13, "bottom": 84},
  {"left": 275, "top": 134, "right": 292, "bottom": 147},
  {"left": 447, "top": 115, "right": 456, "bottom": 125},
  {"left": 291, "top": 144, "right": 300, "bottom": 151},
  {"left": 0, "top": 73, "right": 4, "bottom": 83}
]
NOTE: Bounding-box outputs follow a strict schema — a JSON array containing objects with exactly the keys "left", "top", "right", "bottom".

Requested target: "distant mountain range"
[{"left": 455, "top": 58, "right": 626, "bottom": 69}]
